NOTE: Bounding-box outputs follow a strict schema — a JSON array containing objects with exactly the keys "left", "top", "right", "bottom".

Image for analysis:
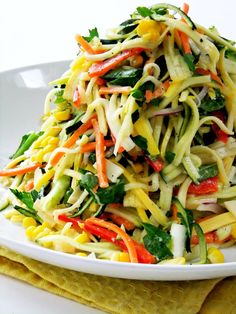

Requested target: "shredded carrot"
[
  {"left": 145, "top": 90, "right": 153, "bottom": 102},
  {"left": 86, "top": 217, "right": 138, "bottom": 263},
  {"left": 25, "top": 180, "right": 34, "bottom": 192},
  {"left": 195, "top": 68, "right": 224, "bottom": 86},
  {"left": 50, "top": 114, "right": 96, "bottom": 167},
  {"left": 75, "top": 34, "right": 96, "bottom": 54},
  {"left": 178, "top": 3, "right": 191, "bottom": 55},
  {"left": 179, "top": 32, "right": 192, "bottom": 54},
  {"left": 80, "top": 140, "right": 114, "bottom": 153},
  {"left": 174, "top": 29, "right": 182, "bottom": 47},
  {"left": 182, "top": 3, "right": 189, "bottom": 14},
  {"left": 110, "top": 133, "right": 125, "bottom": 153},
  {"left": 92, "top": 119, "right": 108, "bottom": 188},
  {"left": 89, "top": 48, "right": 144, "bottom": 78},
  {"left": 99, "top": 86, "right": 132, "bottom": 95},
  {"left": 0, "top": 163, "right": 41, "bottom": 177},
  {"left": 110, "top": 214, "right": 136, "bottom": 231},
  {"left": 172, "top": 204, "right": 178, "bottom": 220},
  {"left": 145, "top": 80, "right": 170, "bottom": 103}
]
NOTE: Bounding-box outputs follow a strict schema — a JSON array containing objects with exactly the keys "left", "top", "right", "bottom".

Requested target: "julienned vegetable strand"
[
  {"left": 85, "top": 218, "right": 138, "bottom": 263},
  {"left": 0, "top": 2, "right": 235, "bottom": 265},
  {"left": 92, "top": 119, "right": 109, "bottom": 188}
]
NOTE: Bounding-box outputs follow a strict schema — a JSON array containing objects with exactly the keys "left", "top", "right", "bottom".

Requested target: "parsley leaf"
[
  {"left": 165, "top": 151, "right": 176, "bottom": 164},
  {"left": 143, "top": 223, "right": 173, "bottom": 261},
  {"left": 131, "top": 81, "right": 155, "bottom": 106},
  {"left": 173, "top": 198, "right": 194, "bottom": 252},
  {"left": 88, "top": 152, "right": 96, "bottom": 164},
  {"left": 79, "top": 172, "right": 98, "bottom": 191},
  {"left": 10, "top": 189, "right": 38, "bottom": 211},
  {"left": 199, "top": 89, "right": 225, "bottom": 113},
  {"left": 83, "top": 27, "right": 99, "bottom": 42},
  {"left": 10, "top": 131, "right": 43, "bottom": 160},
  {"left": 103, "top": 67, "right": 142, "bottom": 87},
  {"left": 10, "top": 189, "right": 42, "bottom": 223},
  {"left": 131, "top": 135, "right": 148, "bottom": 152},
  {"left": 96, "top": 179, "right": 125, "bottom": 204},
  {"left": 137, "top": 6, "right": 153, "bottom": 17}
]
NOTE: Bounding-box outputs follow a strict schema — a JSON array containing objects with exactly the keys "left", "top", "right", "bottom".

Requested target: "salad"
[{"left": 1, "top": 3, "right": 236, "bottom": 265}]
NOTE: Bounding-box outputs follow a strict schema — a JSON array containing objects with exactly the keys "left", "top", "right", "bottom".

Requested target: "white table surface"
[{"left": 1, "top": 0, "right": 236, "bottom": 313}]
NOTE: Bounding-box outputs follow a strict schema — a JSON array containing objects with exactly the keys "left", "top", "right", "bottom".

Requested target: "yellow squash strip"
[
  {"left": 134, "top": 116, "right": 159, "bottom": 155},
  {"left": 199, "top": 212, "right": 236, "bottom": 234},
  {"left": 136, "top": 208, "right": 151, "bottom": 223},
  {"left": 113, "top": 160, "right": 167, "bottom": 226},
  {"left": 35, "top": 169, "right": 55, "bottom": 192}
]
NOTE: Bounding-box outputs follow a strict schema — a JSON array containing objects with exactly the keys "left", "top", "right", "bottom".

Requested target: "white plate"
[{"left": 1, "top": 62, "right": 236, "bottom": 281}]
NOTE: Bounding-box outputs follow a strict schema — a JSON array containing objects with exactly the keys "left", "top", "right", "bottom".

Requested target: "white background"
[
  {"left": 1, "top": 0, "right": 236, "bottom": 72},
  {"left": 1, "top": 0, "right": 236, "bottom": 313}
]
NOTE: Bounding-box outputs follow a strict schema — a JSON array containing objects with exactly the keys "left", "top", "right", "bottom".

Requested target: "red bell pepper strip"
[
  {"left": 145, "top": 157, "right": 164, "bottom": 173},
  {"left": 86, "top": 217, "right": 138, "bottom": 263},
  {"left": 212, "top": 111, "right": 229, "bottom": 143},
  {"left": 84, "top": 221, "right": 155, "bottom": 264},
  {"left": 188, "top": 176, "right": 218, "bottom": 195},
  {"left": 73, "top": 88, "right": 81, "bottom": 108},
  {"left": 88, "top": 48, "right": 144, "bottom": 78},
  {"left": 58, "top": 214, "right": 82, "bottom": 233},
  {"left": 191, "top": 231, "right": 232, "bottom": 245}
]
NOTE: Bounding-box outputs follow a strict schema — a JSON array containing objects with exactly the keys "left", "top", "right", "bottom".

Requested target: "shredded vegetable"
[{"left": 1, "top": 2, "right": 236, "bottom": 265}]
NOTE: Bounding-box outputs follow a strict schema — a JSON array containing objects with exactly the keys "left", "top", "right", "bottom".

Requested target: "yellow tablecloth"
[{"left": 0, "top": 246, "right": 235, "bottom": 314}]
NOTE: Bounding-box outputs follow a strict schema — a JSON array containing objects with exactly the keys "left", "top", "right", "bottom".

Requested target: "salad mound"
[{"left": 1, "top": 3, "right": 236, "bottom": 265}]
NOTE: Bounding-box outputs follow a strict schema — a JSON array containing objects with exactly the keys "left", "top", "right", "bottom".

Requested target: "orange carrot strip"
[
  {"left": 86, "top": 217, "right": 138, "bottom": 263},
  {"left": 174, "top": 29, "right": 182, "bottom": 47},
  {"left": 145, "top": 80, "right": 170, "bottom": 103},
  {"left": 99, "top": 86, "right": 132, "bottom": 95},
  {"left": 92, "top": 119, "right": 108, "bottom": 188},
  {"left": 179, "top": 31, "right": 192, "bottom": 54},
  {"left": 182, "top": 3, "right": 189, "bottom": 14},
  {"left": 50, "top": 114, "right": 96, "bottom": 167},
  {"left": 89, "top": 48, "right": 144, "bottom": 78},
  {"left": 163, "top": 79, "right": 170, "bottom": 90},
  {"left": 0, "top": 163, "right": 41, "bottom": 177},
  {"left": 172, "top": 204, "right": 178, "bottom": 220},
  {"left": 145, "top": 90, "right": 153, "bottom": 102},
  {"left": 111, "top": 133, "right": 125, "bottom": 153},
  {"left": 110, "top": 214, "right": 136, "bottom": 231},
  {"left": 80, "top": 140, "right": 114, "bottom": 153},
  {"left": 25, "top": 180, "right": 34, "bottom": 192},
  {"left": 195, "top": 68, "right": 223, "bottom": 86},
  {"left": 75, "top": 34, "right": 96, "bottom": 54},
  {"left": 179, "top": 3, "right": 191, "bottom": 55}
]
